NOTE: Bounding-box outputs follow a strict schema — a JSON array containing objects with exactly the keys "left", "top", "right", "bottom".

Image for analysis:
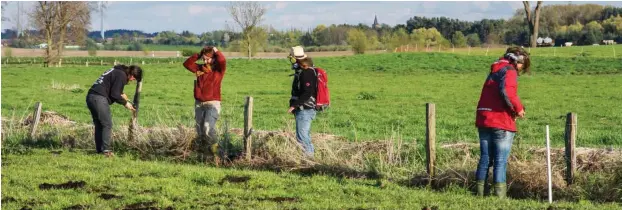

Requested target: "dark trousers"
[{"left": 86, "top": 93, "right": 113, "bottom": 153}]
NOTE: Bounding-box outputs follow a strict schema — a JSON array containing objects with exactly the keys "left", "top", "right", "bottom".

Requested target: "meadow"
[
  {"left": 2, "top": 52, "right": 622, "bottom": 146},
  {"left": 1, "top": 149, "right": 621, "bottom": 210},
  {"left": 2, "top": 49, "right": 622, "bottom": 209}
]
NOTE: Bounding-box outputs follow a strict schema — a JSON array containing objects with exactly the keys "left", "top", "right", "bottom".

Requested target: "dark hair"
[
  {"left": 128, "top": 65, "right": 143, "bottom": 82},
  {"left": 297, "top": 57, "right": 314, "bottom": 68},
  {"left": 504, "top": 46, "right": 531, "bottom": 75},
  {"left": 200, "top": 46, "right": 215, "bottom": 57},
  {"left": 114, "top": 64, "right": 142, "bottom": 82}
]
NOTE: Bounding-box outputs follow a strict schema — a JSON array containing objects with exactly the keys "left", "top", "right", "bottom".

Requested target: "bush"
[
  {"left": 3, "top": 47, "right": 13, "bottom": 57},
  {"left": 126, "top": 42, "right": 145, "bottom": 51},
  {"left": 347, "top": 29, "right": 368, "bottom": 54},
  {"left": 181, "top": 49, "right": 195, "bottom": 56},
  {"left": 103, "top": 44, "right": 122, "bottom": 51},
  {"left": 87, "top": 48, "right": 97, "bottom": 56},
  {"left": 357, "top": 92, "right": 377, "bottom": 100}
]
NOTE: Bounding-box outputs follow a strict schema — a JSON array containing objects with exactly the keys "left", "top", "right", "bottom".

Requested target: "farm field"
[
  {"left": 2, "top": 52, "right": 622, "bottom": 209},
  {"left": 2, "top": 52, "right": 622, "bottom": 147}
]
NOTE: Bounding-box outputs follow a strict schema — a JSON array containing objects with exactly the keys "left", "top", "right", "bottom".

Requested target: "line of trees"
[{"left": 2, "top": 2, "right": 622, "bottom": 59}]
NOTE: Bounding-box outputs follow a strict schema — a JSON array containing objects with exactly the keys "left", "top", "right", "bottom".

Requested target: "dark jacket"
[
  {"left": 88, "top": 67, "right": 128, "bottom": 105},
  {"left": 290, "top": 68, "right": 317, "bottom": 109},
  {"left": 475, "top": 58, "right": 524, "bottom": 132}
]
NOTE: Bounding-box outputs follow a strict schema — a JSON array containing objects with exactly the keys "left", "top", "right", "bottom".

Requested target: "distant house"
[
  {"left": 38, "top": 43, "right": 48, "bottom": 49},
  {"left": 603, "top": 40, "right": 616, "bottom": 45},
  {"left": 1, "top": 39, "right": 11, "bottom": 46}
]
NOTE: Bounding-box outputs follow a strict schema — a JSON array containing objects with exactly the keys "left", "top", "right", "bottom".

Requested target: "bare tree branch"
[
  {"left": 227, "top": 2, "right": 267, "bottom": 59},
  {"left": 523, "top": 1, "right": 543, "bottom": 48},
  {"left": 30, "top": 1, "right": 91, "bottom": 67}
]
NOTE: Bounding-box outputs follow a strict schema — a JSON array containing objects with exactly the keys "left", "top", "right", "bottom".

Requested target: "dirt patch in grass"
[
  {"left": 39, "top": 181, "right": 86, "bottom": 190},
  {"left": 2, "top": 196, "right": 17, "bottom": 203},
  {"left": 99, "top": 193, "right": 122, "bottom": 200},
  {"left": 121, "top": 201, "right": 174, "bottom": 210},
  {"left": 63, "top": 204, "right": 89, "bottom": 210},
  {"left": 257, "top": 197, "right": 299, "bottom": 203},
  {"left": 219, "top": 175, "right": 251, "bottom": 184}
]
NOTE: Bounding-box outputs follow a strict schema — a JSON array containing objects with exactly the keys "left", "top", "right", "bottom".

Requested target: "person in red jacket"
[
  {"left": 182, "top": 46, "right": 226, "bottom": 160},
  {"left": 474, "top": 46, "right": 530, "bottom": 198}
]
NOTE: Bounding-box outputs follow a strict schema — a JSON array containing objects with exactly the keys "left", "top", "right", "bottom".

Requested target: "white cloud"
[
  {"left": 508, "top": 2, "right": 523, "bottom": 11},
  {"left": 187, "top": 5, "right": 227, "bottom": 16},
  {"left": 275, "top": 2, "right": 288, "bottom": 10},
  {"left": 472, "top": 2, "right": 491, "bottom": 11}
]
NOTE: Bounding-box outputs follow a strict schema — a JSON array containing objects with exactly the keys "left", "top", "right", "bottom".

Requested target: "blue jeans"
[
  {"left": 295, "top": 109, "right": 316, "bottom": 156},
  {"left": 475, "top": 128, "right": 515, "bottom": 183}
]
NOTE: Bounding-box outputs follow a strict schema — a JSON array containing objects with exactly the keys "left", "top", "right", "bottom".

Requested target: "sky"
[{"left": 2, "top": 1, "right": 622, "bottom": 34}]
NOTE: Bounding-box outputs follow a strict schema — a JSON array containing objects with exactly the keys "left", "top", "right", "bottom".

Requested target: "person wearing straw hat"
[
  {"left": 287, "top": 46, "right": 317, "bottom": 158},
  {"left": 474, "top": 46, "right": 530, "bottom": 198}
]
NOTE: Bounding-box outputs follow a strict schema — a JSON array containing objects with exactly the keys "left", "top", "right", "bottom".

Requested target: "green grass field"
[
  {"left": 2, "top": 149, "right": 620, "bottom": 210},
  {"left": 3, "top": 52, "right": 622, "bottom": 209},
  {"left": 445, "top": 44, "right": 622, "bottom": 58},
  {"left": 2, "top": 53, "right": 622, "bottom": 146}
]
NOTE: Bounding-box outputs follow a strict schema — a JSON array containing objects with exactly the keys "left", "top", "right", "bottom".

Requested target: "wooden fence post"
[
  {"left": 86, "top": 61, "right": 89, "bottom": 67},
  {"left": 30, "top": 102, "right": 43, "bottom": 139},
  {"left": 426, "top": 103, "right": 436, "bottom": 185},
  {"left": 565, "top": 112, "right": 577, "bottom": 185},
  {"left": 244, "top": 96, "right": 254, "bottom": 161}
]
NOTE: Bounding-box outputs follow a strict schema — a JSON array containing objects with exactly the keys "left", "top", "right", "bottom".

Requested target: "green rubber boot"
[
  {"left": 494, "top": 183, "right": 507, "bottom": 198},
  {"left": 476, "top": 180, "right": 486, "bottom": 196}
]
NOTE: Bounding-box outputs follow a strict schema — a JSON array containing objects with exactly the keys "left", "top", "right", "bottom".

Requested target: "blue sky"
[{"left": 2, "top": 1, "right": 622, "bottom": 34}]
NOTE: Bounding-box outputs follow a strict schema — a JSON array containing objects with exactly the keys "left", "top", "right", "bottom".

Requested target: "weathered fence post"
[
  {"left": 100, "top": 60, "right": 103, "bottom": 66},
  {"left": 565, "top": 112, "right": 577, "bottom": 185},
  {"left": 485, "top": 45, "right": 490, "bottom": 56},
  {"left": 426, "top": 103, "right": 436, "bottom": 185},
  {"left": 468, "top": 46, "right": 471, "bottom": 55},
  {"left": 58, "top": 58, "right": 62, "bottom": 67},
  {"left": 114, "top": 60, "right": 118, "bottom": 65},
  {"left": 142, "top": 60, "right": 145, "bottom": 65},
  {"left": 30, "top": 102, "right": 43, "bottom": 139},
  {"left": 86, "top": 61, "right": 89, "bottom": 67},
  {"left": 244, "top": 96, "right": 254, "bottom": 161}
]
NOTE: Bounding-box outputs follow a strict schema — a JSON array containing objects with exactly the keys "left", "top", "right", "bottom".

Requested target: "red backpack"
[{"left": 313, "top": 67, "right": 330, "bottom": 111}]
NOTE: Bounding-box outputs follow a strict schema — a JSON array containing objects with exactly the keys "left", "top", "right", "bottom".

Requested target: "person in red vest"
[
  {"left": 182, "top": 46, "right": 226, "bottom": 160},
  {"left": 474, "top": 46, "right": 530, "bottom": 198}
]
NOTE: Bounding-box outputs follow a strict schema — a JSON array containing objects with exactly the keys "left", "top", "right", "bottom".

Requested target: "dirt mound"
[
  {"left": 23, "top": 111, "right": 76, "bottom": 126},
  {"left": 39, "top": 181, "right": 86, "bottom": 190}
]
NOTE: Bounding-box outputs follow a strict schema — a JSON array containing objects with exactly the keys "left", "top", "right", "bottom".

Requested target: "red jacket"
[
  {"left": 475, "top": 58, "right": 524, "bottom": 132},
  {"left": 183, "top": 51, "right": 226, "bottom": 102}
]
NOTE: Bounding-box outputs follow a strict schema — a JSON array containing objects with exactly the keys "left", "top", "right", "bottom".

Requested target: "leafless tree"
[
  {"left": 30, "top": 1, "right": 91, "bottom": 67},
  {"left": 227, "top": 2, "right": 267, "bottom": 59},
  {"left": 523, "top": 1, "right": 543, "bottom": 48}
]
